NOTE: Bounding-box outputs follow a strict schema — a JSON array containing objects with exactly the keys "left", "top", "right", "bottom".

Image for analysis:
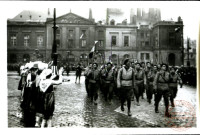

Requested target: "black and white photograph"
[{"left": 1, "top": 1, "right": 199, "bottom": 133}]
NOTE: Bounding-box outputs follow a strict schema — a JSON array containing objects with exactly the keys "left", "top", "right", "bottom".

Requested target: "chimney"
[
  {"left": 48, "top": 8, "right": 50, "bottom": 16},
  {"left": 137, "top": 8, "right": 141, "bottom": 19},
  {"left": 130, "top": 8, "right": 134, "bottom": 24},
  {"left": 89, "top": 8, "right": 92, "bottom": 20}
]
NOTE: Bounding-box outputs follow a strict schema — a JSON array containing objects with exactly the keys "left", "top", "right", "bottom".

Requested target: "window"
[
  {"left": 141, "top": 53, "right": 150, "bottom": 60},
  {"left": 124, "top": 36, "right": 129, "bottom": 47},
  {"left": 146, "top": 53, "right": 150, "bottom": 60},
  {"left": 111, "top": 36, "right": 116, "bottom": 46},
  {"left": 145, "top": 41, "right": 149, "bottom": 46},
  {"left": 141, "top": 41, "right": 145, "bottom": 47},
  {"left": 37, "top": 35, "right": 44, "bottom": 46},
  {"left": 10, "top": 34, "right": 17, "bottom": 46},
  {"left": 141, "top": 53, "right": 144, "bottom": 60},
  {"left": 98, "top": 40, "right": 104, "bottom": 47},
  {"left": 56, "top": 29, "right": 60, "bottom": 47},
  {"left": 169, "top": 32, "right": 175, "bottom": 46},
  {"left": 81, "top": 39, "right": 86, "bottom": 47},
  {"left": 80, "top": 30, "right": 87, "bottom": 39},
  {"left": 69, "top": 30, "right": 73, "bottom": 39},
  {"left": 80, "top": 30, "right": 87, "bottom": 47},
  {"left": 24, "top": 34, "right": 30, "bottom": 46},
  {"left": 68, "top": 39, "right": 74, "bottom": 48},
  {"left": 98, "top": 31, "right": 104, "bottom": 39},
  {"left": 146, "top": 33, "right": 150, "bottom": 37},
  {"left": 141, "top": 33, "right": 144, "bottom": 38}
]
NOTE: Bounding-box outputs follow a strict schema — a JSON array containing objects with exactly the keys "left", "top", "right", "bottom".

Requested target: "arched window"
[
  {"left": 168, "top": 53, "right": 175, "bottom": 66},
  {"left": 111, "top": 54, "right": 117, "bottom": 64},
  {"left": 123, "top": 54, "right": 130, "bottom": 59},
  {"left": 9, "top": 54, "right": 17, "bottom": 63}
]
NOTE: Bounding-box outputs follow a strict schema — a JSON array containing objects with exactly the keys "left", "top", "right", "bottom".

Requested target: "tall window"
[
  {"left": 69, "top": 30, "right": 73, "bottom": 38},
  {"left": 24, "top": 34, "right": 30, "bottom": 46},
  {"left": 124, "top": 36, "right": 129, "bottom": 47},
  {"left": 37, "top": 35, "right": 44, "bottom": 47},
  {"left": 146, "top": 53, "right": 150, "bottom": 60},
  {"left": 141, "top": 33, "right": 144, "bottom": 38},
  {"left": 10, "top": 34, "right": 17, "bottom": 46},
  {"left": 141, "top": 53, "right": 144, "bottom": 60},
  {"left": 68, "top": 39, "right": 74, "bottom": 48},
  {"left": 81, "top": 40, "right": 87, "bottom": 47},
  {"left": 145, "top": 41, "right": 149, "bottom": 46},
  {"left": 80, "top": 30, "right": 87, "bottom": 47},
  {"left": 140, "top": 53, "right": 150, "bottom": 61},
  {"left": 98, "top": 40, "right": 104, "bottom": 47},
  {"left": 169, "top": 32, "right": 175, "bottom": 47},
  {"left": 68, "top": 30, "right": 74, "bottom": 48},
  {"left": 141, "top": 41, "right": 145, "bottom": 47},
  {"left": 56, "top": 29, "right": 60, "bottom": 47},
  {"left": 111, "top": 36, "right": 116, "bottom": 46}
]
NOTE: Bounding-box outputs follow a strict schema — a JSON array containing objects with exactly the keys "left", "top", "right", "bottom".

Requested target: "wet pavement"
[{"left": 7, "top": 75, "right": 197, "bottom": 128}]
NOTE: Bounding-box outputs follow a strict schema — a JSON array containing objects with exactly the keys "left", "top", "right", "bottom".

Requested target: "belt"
[{"left": 121, "top": 79, "right": 132, "bottom": 81}]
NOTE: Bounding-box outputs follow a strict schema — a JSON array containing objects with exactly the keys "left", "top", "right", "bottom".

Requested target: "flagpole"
[{"left": 52, "top": 8, "right": 58, "bottom": 75}]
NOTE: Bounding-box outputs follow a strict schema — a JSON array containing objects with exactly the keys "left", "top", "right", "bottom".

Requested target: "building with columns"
[{"left": 7, "top": 8, "right": 184, "bottom": 68}]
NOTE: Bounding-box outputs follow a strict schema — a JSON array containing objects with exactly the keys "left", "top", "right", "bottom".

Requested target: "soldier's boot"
[
  {"left": 41, "top": 119, "right": 47, "bottom": 128},
  {"left": 165, "top": 106, "right": 171, "bottom": 117},
  {"left": 128, "top": 109, "right": 132, "bottom": 116},
  {"left": 171, "top": 100, "right": 175, "bottom": 107},
  {"left": 155, "top": 105, "right": 159, "bottom": 113},
  {"left": 94, "top": 100, "right": 97, "bottom": 105},
  {"left": 35, "top": 116, "right": 41, "bottom": 127},
  {"left": 121, "top": 105, "right": 124, "bottom": 111},
  {"left": 47, "top": 119, "right": 52, "bottom": 127}
]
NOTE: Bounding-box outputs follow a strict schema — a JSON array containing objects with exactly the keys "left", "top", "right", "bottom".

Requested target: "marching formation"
[
  {"left": 84, "top": 58, "right": 185, "bottom": 117},
  {"left": 16, "top": 58, "right": 196, "bottom": 127}
]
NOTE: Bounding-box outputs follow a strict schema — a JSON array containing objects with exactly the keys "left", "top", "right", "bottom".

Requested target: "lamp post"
[
  {"left": 187, "top": 37, "right": 191, "bottom": 67},
  {"left": 175, "top": 27, "right": 184, "bottom": 65},
  {"left": 52, "top": 8, "right": 59, "bottom": 75}
]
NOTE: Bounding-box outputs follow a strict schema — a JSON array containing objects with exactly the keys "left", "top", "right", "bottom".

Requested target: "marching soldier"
[
  {"left": 117, "top": 58, "right": 135, "bottom": 116},
  {"left": 84, "top": 63, "right": 92, "bottom": 96},
  {"left": 153, "top": 63, "right": 171, "bottom": 117},
  {"left": 145, "top": 62, "right": 157, "bottom": 104},
  {"left": 134, "top": 63, "right": 146, "bottom": 106},
  {"left": 88, "top": 63, "right": 100, "bottom": 105},
  {"left": 169, "top": 66, "right": 182, "bottom": 107},
  {"left": 101, "top": 62, "right": 116, "bottom": 104}
]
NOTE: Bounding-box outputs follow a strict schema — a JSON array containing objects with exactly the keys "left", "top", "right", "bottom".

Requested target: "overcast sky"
[{"left": 2, "top": 1, "right": 200, "bottom": 40}]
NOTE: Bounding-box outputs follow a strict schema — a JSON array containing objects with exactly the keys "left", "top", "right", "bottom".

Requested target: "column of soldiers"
[{"left": 84, "top": 58, "right": 188, "bottom": 117}]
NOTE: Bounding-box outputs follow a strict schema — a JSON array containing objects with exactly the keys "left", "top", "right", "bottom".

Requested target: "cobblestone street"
[{"left": 8, "top": 74, "right": 197, "bottom": 128}]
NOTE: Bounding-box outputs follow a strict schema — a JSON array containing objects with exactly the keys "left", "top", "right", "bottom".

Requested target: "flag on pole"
[
  {"left": 89, "top": 41, "right": 98, "bottom": 59},
  {"left": 80, "top": 34, "right": 84, "bottom": 39}
]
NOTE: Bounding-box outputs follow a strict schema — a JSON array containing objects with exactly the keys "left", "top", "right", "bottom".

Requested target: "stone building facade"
[{"left": 7, "top": 8, "right": 184, "bottom": 67}]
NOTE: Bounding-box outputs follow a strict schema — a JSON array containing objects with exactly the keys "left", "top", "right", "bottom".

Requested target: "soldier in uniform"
[
  {"left": 101, "top": 62, "right": 116, "bottom": 104},
  {"left": 145, "top": 62, "right": 157, "bottom": 104},
  {"left": 117, "top": 58, "right": 135, "bottom": 116},
  {"left": 88, "top": 63, "right": 100, "bottom": 105},
  {"left": 169, "top": 66, "right": 182, "bottom": 107},
  {"left": 84, "top": 63, "right": 92, "bottom": 96},
  {"left": 153, "top": 64, "right": 171, "bottom": 117},
  {"left": 134, "top": 63, "right": 146, "bottom": 106}
]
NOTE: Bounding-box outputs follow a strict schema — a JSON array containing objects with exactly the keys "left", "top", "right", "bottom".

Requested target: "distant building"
[
  {"left": 183, "top": 39, "right": 196, "bottom": 66},
  {"left": 7, "top": 8, "right": 186, "bottom": 67},
  {"left": 7, "top": 10, "right": 51, "bottom": 64},
  {"left": 151, "top": 17, "right": 184, "bottom": 66}
]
